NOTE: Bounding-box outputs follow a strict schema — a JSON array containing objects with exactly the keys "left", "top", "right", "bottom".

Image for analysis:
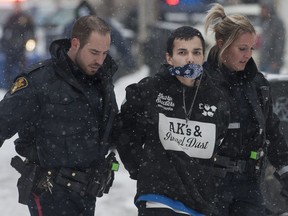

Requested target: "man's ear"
[
  {"left": 217, "top": 39, "right": 224, "bottom": 49},
  {"left": 166, "top": 53, "right": 172, "bottom": 65}
]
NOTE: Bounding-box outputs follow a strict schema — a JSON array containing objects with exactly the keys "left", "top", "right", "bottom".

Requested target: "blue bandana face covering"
[{"left": 168, "top": 63, "right": 203, "bottom": 79}]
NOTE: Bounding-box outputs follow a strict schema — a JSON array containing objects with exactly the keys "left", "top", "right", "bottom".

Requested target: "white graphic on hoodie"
[
  {"left": 158, "top": 113, "right": 216, "bottom": 159},
  {"left": 199, "top": 103, "right": 217, "bottom": 117}
]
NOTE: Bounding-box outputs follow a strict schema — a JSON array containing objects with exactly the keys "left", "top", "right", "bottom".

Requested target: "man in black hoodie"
[
  {"left": 0, "top": 15, "right": 118, "bottom": 216},
  {"left": 117, "top": 26, "right": 230, "bottom": 216}
]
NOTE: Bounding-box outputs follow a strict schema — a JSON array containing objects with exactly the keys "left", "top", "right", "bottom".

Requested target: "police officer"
[
  {"left": 0, "top": 15, "right": 118, "bottom": 216},
  {"left": 204, "top": 4, "right": 288, "bottom": 215}
]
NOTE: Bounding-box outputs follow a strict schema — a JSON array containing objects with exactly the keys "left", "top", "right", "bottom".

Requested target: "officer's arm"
[{"left": 0, "top": 75, "right": 40, "bottom": 144}]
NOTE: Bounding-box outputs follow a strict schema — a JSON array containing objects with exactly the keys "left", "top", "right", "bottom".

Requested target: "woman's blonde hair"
[{"left": 204, "top": 3, "right": 256, "bottom": 65}]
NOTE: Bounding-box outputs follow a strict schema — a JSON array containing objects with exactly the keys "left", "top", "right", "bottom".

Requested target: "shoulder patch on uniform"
[{"left": 10, "top": 77, "right": 28, "bottom": 94}]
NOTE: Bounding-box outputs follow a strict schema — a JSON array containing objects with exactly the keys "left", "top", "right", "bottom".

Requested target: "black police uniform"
[
  {"left": 205, "top": 49, "right": 288, "bottom": 216},
  {"left": 0, "top": 39, "right": 118, "bottom": 216}
]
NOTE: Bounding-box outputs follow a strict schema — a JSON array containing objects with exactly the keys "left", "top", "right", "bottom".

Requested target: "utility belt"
[
  {"left": 213, "top": 149, "right": 265, "bottom": 178},
  {"left": 10, "top": 152, "right": 119, "bottom": 205}
]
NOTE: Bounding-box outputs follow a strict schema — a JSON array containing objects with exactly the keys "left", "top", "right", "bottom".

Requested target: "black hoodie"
[{"left": 117, "top": 64, "right": 230, "bottom": 214}]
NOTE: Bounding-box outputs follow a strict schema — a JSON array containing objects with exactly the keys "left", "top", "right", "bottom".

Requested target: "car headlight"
[{"left": 25, "top": 39, "right": 36, "bottom": 52}]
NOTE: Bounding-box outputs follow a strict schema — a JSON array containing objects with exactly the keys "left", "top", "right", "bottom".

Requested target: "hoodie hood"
[{"left": 49, "top": 39, "right": 70, "bottom": 60}]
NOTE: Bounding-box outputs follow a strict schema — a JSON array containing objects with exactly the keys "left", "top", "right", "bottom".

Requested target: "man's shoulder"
[{"left": 23, "top": 59, "right": 57, "bottom": 84}]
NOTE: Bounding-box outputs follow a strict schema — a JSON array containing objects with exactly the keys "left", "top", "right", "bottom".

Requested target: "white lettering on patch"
[
  {"left": 158, "top": 113, "right": 216, "bottom": 159},
  {"left": 156, "top": 93, "right": 175, "bottom": 111}
]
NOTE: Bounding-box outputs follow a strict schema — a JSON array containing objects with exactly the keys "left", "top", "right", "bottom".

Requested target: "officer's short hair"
[{"left": 71, "top": 15, "right": 111, "bottom": 48}]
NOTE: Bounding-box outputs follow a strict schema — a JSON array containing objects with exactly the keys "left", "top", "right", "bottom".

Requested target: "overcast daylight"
[{"left": 0, "top": 0, "right": 288, "bottom": 215}]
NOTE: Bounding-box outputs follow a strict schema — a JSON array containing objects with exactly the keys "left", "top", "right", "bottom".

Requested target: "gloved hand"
[{"left": 274, "top": 169, "right": 288, "bottom": 198}]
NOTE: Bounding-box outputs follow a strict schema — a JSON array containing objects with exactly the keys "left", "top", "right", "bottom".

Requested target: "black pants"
[
  {"left": 28, "top": 184, "right": 96, "bottom": 216},
  {"left": 138, "top": 201, "right": 190, "bottom": 216},
  {"left": 211, "top": 173, "right": 266, "bottom": 216}
]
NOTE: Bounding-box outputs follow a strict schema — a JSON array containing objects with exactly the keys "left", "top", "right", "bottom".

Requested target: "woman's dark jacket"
[
  {"left": 0, "top": 39, "right": 118, "bottom": 168},
  {"left": 205, "top": 49, "right": 288, "bottom": 170},
  {"left": 117, "top": 64, "right": 230, "bottom": 214}
]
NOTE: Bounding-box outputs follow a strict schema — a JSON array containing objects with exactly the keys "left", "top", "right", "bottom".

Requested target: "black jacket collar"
[{"left": 49, "top": 39, "right": 118, "bottom": 84}]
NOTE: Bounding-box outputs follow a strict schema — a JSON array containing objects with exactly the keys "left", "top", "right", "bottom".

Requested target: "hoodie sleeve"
[{"left": 116, "top": 79, "right": 149, "bottom": 180}]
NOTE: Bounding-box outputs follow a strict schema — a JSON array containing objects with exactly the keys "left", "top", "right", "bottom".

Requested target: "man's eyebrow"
[
  {"left": 176, "top": 47, "right": 203, "bottom": 52},
  {"left": 177, "top": 48, "right": 188, "bottom": 51},
  {"left": 178, "top": 47, "right": 203, "bottom": 50},
  {"left": 89, "top": 48, "right": 109, "bottom": 53}
]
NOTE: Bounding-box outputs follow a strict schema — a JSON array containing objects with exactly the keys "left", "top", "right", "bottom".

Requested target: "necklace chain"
[{"left": 182, "top": 76, "right": 202, "bottom": 123}]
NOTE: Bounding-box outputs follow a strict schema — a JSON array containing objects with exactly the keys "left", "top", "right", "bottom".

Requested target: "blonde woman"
[{"left": 204, "top": 3, "right": 288, "bottom": 216}]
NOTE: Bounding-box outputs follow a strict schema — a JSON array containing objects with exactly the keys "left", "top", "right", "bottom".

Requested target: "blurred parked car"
[{"left": 160, "top": 0, "right": 216, "bottom": 24}]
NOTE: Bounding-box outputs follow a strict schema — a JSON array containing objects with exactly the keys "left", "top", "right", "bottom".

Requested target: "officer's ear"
[{"left": 71, "top": 38, "right": 80, "bottom": 50}]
